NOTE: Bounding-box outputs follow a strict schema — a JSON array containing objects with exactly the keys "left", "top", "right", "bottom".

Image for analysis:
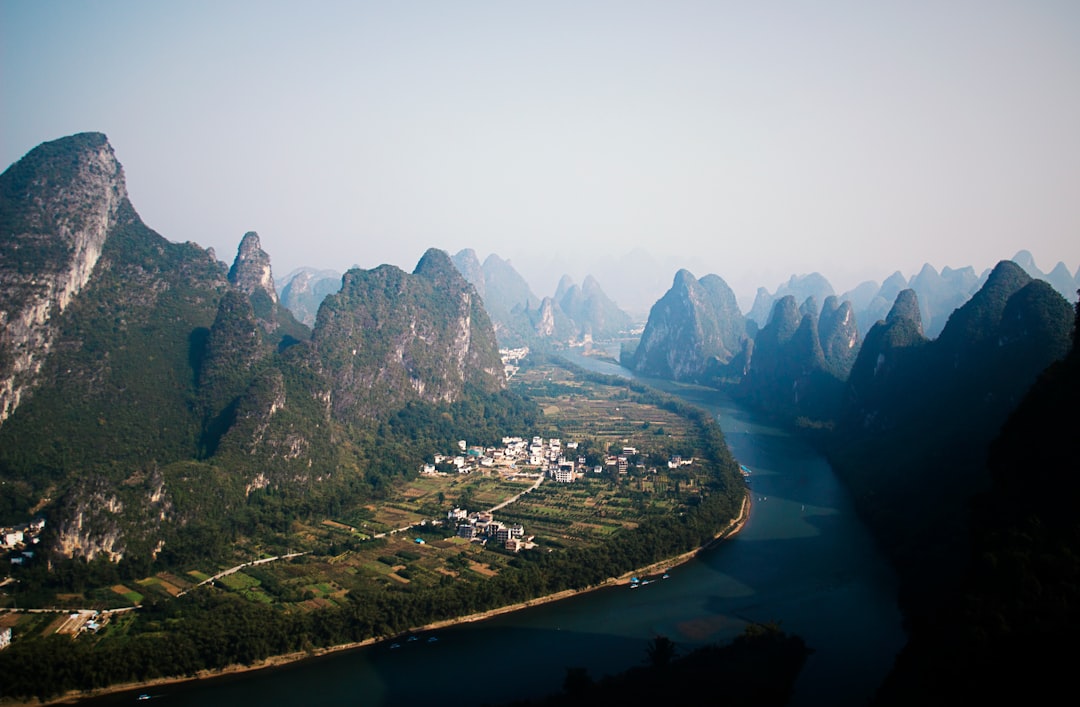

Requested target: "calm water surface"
[{"left": 90, "top": 354, "right": 904, "bottom": 706}]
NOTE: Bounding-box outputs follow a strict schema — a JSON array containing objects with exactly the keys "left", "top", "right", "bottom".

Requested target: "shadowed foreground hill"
[
  {"left": 829, "top": 261, "right": 1074, "bottom": 614},
  {"left": 500, "top": 626, "right": 811, "bottom": 707},
  {"left": 873, "top": 293, "right": 1080, "bottom": 705}
]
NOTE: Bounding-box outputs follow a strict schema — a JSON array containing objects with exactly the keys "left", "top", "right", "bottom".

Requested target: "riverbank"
[{"left": 17, "top": 491, "right": 751, "bottom": 707}]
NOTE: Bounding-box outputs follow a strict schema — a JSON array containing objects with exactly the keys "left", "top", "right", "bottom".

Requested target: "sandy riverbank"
[{"left": 16, "top": 491, "right": 751, "bottom": 706}]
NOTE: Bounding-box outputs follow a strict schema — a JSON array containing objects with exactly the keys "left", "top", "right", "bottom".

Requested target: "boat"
[{"left": 739, "top": 464, "right": 752, "bottom": 476}]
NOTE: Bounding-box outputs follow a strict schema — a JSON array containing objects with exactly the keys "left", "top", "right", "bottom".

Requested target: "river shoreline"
[{"left": 20, "top": 490, "right": 752, "bottom": 707}]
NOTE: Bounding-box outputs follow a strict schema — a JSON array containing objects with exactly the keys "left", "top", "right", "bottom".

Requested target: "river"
[{"left": 87, "top": 353, "right": 905, "bottom": 706}]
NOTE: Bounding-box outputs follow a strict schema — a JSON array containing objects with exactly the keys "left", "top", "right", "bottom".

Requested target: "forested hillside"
[{"left": 0, "top": 134, "right": 535, "bottom": 563}]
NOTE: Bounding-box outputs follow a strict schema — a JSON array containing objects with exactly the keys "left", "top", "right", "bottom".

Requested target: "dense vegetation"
[{"left": 0, "top": 360, "right": 746, "bottom": 701}]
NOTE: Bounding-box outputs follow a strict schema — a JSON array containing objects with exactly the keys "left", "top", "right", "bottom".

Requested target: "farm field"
[{"left": 8, "top": 357, "right": 734, "bottom": 638}]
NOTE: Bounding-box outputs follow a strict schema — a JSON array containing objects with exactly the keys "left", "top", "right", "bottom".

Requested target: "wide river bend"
[{"left": 88, "top": 355, "right": 905, "bottom": 706}]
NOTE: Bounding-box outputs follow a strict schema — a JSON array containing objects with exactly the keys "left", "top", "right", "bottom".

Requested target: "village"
[
  {"left": 1, "top": 516, "right": 45, "bottom": 568},
  {"left": 1, "top": 517, "right": 48, "bottom": 651},
  {"left": 421, "top": 432, "right": 697, "bottom": 554}
]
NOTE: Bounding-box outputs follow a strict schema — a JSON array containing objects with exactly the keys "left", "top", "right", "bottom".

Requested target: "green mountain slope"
[{"left": 0, "top": 134, "right": 530, "bottom": 561}]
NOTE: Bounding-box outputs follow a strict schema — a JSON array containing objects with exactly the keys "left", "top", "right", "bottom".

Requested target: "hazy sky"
[{"left": 3, "top": 1, "right": 1079, "bottom": 309}]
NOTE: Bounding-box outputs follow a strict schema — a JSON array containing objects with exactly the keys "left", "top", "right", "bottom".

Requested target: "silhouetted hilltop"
[
  {"left": 831, "top": 262, "right": 1074, "bottom": 613},
  {"left": 873, "top": 288, "right": 1080, "bottom": 706}
]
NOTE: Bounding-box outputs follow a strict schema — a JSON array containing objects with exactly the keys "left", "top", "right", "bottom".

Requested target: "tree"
[
  {"left": 563, "top": 666, "right": 593, "bottom": 695},
  {"left": 645, "top": 634, "right": 677, "bottom": 668}
]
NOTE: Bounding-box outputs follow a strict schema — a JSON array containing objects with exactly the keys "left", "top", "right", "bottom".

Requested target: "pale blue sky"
[{"left": 3, "top": 1, "right": 1078, "bottom": 308}]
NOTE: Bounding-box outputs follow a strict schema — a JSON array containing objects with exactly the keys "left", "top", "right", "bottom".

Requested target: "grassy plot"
[
  {"left": 217, "top": 571, "right": 273, "bottom": 604},
  {"left": 110, "top": 585, "right": 144, "bottom": 605}
]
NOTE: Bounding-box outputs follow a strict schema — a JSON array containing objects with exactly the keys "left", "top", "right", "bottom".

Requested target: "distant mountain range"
[
  {"left": 3, "top": 130, "right": 1076, "bottom": 705},
  {"left": 447, "top": 248, "right": 635, "bottom": 347},
  {"left": 747, "top": 256, "right": 1078, "bottom": 340}
]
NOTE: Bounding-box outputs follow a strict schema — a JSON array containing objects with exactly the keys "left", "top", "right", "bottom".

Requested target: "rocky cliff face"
[
  {"left": 0, "top": 133, "right": 126, "bottom": 426},
  {"left": 449, "top": 250, "right": 540, "bottom": 347},
  {"left": 819, "top": 296, "right": 860, "bottom": 378},
  {"left": 226, "top": 232, "right": 310, "bottom": 344},
  {"left": 313, "top": 248, "right": 505, "bottom": 423},
  {"left": 631, "top": 270, "right": 747, "bottom": 381},
  {"left": 229, "top": 231, "right": 277, "bottom": 301},
  {"left": 228, "top": 231, "right": 277, "bottom": 318}
]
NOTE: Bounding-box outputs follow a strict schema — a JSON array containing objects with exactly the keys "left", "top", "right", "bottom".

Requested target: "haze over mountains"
[
  {"left": 2, "top": 131, "right": 1077, "bottom": 705},
  {"left": 279, "top": 246, "right": 1078, "bottom": 351}
]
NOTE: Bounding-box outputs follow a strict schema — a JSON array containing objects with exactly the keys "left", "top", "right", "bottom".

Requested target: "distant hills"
[
  {"left": 276, "top": 250, "right": 639, "bottom": 350},
  {"left": 747, "top": 255, "right": 1078, "bottom": 340},
  {"left": 278, "top": 266, "right": 344, "bottom": 326},
  {"left": 448, "top": 248, "right": 635, "bottom": 348}
]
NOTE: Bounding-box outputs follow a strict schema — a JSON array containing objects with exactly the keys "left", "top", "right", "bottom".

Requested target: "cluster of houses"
[
  {"left": 421, "top": 437, "right": 697, "bottom": 483},
  {"left": 421, "top": 435, "right": 595, "bottom": 483},
  {"left": 2, "top": 517, "right": 45, "bottom": 566},
  {"left": 499, "top": 347, "right": 529, "bottom": 379},
  {"left": 446, "top": 508, "right": 534, "bottom": 553}
]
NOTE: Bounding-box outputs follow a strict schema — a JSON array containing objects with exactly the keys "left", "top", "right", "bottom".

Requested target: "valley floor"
[{"left": 14, "top": 491, "right": 751, "bottom": 707}]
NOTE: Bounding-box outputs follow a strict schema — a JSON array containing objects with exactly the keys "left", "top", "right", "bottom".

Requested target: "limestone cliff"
[
  {"left": 631, "top": 269, "right": 747, "bottom": 381},
  {"left": 312, "top": 248, "right": 505, "bottom": 423},
  {"left": 228, "top": 231, "right": 277, "bottom": 315},
  {"left": 0, "top": 133, "right": 126, "bottom": 426},
  {"left": 819, "top": 296, "right": 860, "bottom": 378},
  {"left": 226, "top": 232, "right": 310, "bottom": 343}
]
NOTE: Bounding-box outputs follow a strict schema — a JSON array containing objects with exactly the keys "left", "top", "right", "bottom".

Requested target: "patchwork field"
[
  {"left": 13, "top": 357, "right": 729, "bottom": 629},
  {"left": 149, "top": 357, "right": 724, "bottom": 607}
]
